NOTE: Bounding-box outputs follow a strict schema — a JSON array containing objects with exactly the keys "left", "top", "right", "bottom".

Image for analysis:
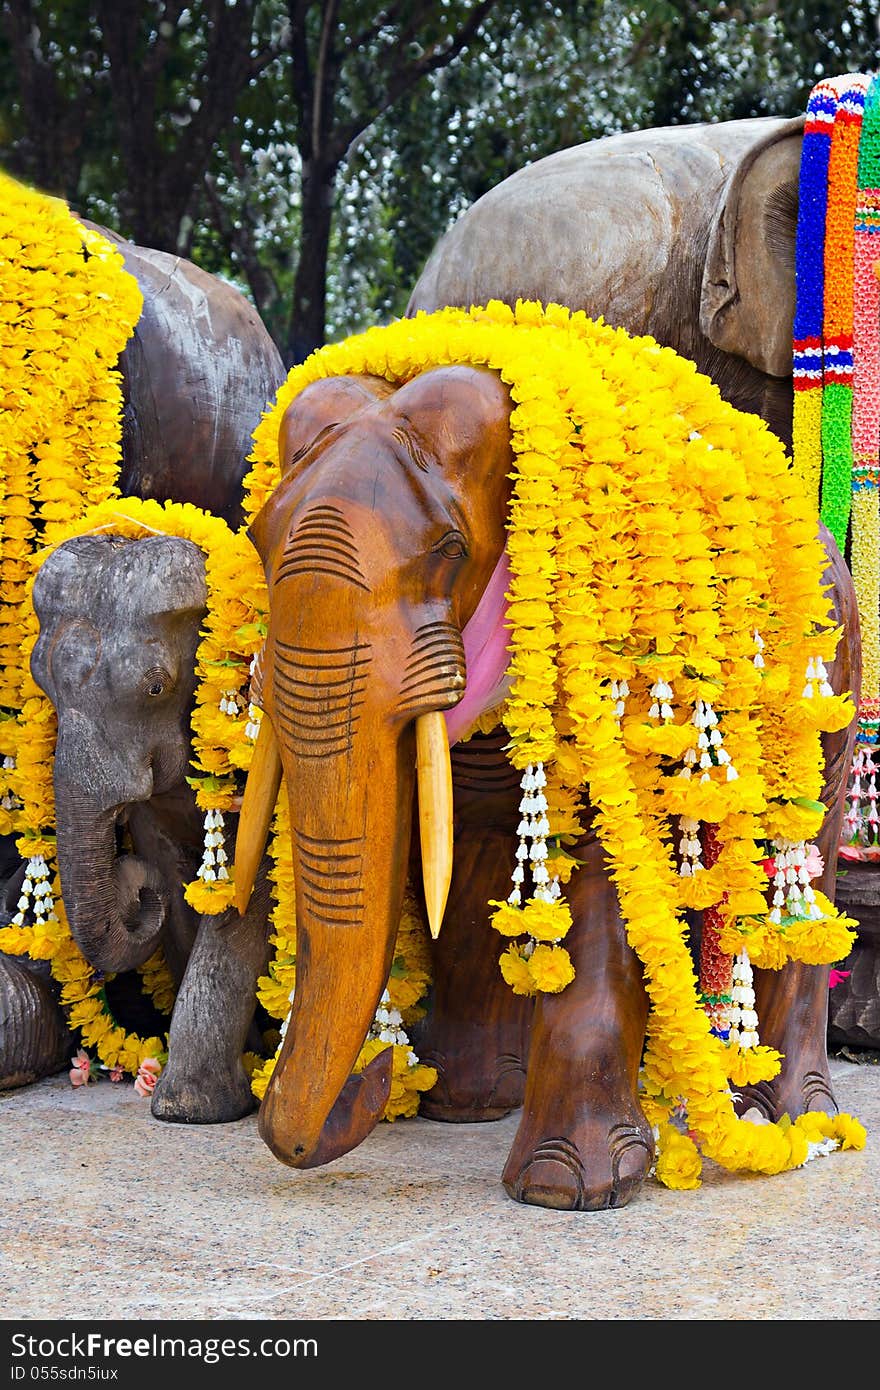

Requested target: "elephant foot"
[
  {"left": 415, "top": 1047, "right": 527, "bottom": 1122},
  {"left": 502, "top": 1105, "right": 654, "bottom": 1211},
  {"left": 0, "top": 953, "right": 70, "bottom": 1090},
  {"left": 734, "top": 1065, "right": 838, "bottom": 1124},
  {"left": 150, "top": 1056, "right": 257, "bottom": 1124},
  {"left": 736, "top": 960, "right": 839, "bottom": 1123}
]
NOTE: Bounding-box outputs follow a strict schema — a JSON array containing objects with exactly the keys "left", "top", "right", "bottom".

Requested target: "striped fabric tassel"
[{"left": 793, "top": 78, "right": 840, "bottom": 508}]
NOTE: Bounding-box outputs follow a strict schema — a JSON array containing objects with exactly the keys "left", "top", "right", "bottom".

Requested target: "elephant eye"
[
  {"left": 433, "top": 530, "right": 468, "bottom": 560},
  {"left": 144, "top": 667, "right": 172, "bottom": 698}
]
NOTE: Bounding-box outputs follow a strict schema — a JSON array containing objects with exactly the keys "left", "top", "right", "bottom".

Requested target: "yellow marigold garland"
[
  {"left": 242, "top": 300, "right": 865, "bottom": 1184},
  {"left": 0, "top": 171, "right": 142, "bottom": 830}
]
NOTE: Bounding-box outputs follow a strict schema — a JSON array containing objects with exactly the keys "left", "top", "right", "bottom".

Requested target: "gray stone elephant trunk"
[{"left": 52, "top": 780, "right": 167, "bottom": 975}]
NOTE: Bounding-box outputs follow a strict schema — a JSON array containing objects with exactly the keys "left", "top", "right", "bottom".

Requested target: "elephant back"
[
  {"left": 83, "top": 222, "right": 286, "bottom": 528},
  {"left": 407, "top": 116, "right": 805, "bottom": 447}
]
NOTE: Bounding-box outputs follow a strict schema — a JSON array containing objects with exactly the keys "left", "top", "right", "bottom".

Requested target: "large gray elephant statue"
[
  {"left": 11, "top": 530, "right": 272, "bottom": 1121},
  {"left": 0, "top": 222, "right": 285, "bottom": 1093},
  {"left": 406, "top": 112, "right": 860, "bottom": 1120}
]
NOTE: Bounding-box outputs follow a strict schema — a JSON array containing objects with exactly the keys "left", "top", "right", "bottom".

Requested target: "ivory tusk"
[
  {"left": 415, "top": 710, "right": 454, "bottom": 939},
  {"left": 233, "top": 716, "right": 282, "bottom": 915}
]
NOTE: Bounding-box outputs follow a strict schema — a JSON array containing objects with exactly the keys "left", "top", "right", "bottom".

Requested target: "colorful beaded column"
[
  {"left": 847, "top": 71, "right": 880, "bottom": 845},
  {"left": 793, "top": 77, "right": 839, "bottom": 508}
]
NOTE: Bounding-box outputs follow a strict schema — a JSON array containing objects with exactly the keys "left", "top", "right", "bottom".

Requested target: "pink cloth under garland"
[{"left": 444, "top": 551, "right": 512, "bottom": 746}]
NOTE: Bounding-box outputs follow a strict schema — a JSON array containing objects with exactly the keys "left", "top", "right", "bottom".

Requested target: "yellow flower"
[
  {"left": 519, "top": 897, "right": 573, "bottom": 942},
  {"left": 527, "top": 943, "right": 575, "bottom": 993},
  {"left": 831, "top": 1112, "right": 867, "bottom": 1150},
  {"left": 498, "top": 945, "right": 536, "bottom": 996},
  {"left": 654, "top": 1125, "right": 702, "bottom": 1190}
]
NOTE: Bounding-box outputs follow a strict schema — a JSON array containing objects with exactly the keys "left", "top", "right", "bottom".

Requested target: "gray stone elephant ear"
[
  {"left": 698, "top": 115, "right": 804, "bottom": 378},
  {"left": 407, "top": 114, "right": 805, "bottom": 441},
  {"left": 81, "top": 221, "right": 285, "bottom": 528}
]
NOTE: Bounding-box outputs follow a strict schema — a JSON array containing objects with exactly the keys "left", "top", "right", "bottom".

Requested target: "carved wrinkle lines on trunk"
[
  {"left": 273, "top": 637, "right": 372, "bottom": 759},
  {"left": 275, "top": 504, "right": 370, "bottom": 591},
  {"left": 294, "top": 828, "right": 365, "bottom": 931},
  {"left": 397, "top": 620, "right": 466, "bottom": 717}
]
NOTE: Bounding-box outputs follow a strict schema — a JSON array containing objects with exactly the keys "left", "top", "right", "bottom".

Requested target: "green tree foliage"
[{"left": 1, "top": 2, "right": 879, "bottom": 363}]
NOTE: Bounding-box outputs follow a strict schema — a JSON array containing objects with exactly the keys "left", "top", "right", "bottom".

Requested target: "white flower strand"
[
  {"left": 678, "top": 815, "right": 703, "bottom": 877},
  {"left": 648, "top": 678, "right": 675, "bottom": 722},
  {"left": 507, "top": 762, "right": 560, "bottom": 907},
  {"left": 219, "top": 688, "right": 244, "bottom": 718},
  {"left": 611, "top": 677, "right": 629, "bottom": 725},
  {"left": 12, "top": 854, "right": 57, "bottom": 927},
  {"left": 368, "top": 988, "right": 420, "bottom": 1067},
  {"left": 802, "top": 655, "right": 834, "bottom": 700},
  {"left": 679, "top": 699, "right": 738, "bottom": 784},
  {"left": 766, "top": 838, "right": 822, "bottom": 925},
  {"left": 245, "top": 703, "right": 263, "bottom": 741},
  {"left": 753, "top": 629, "right": 765, "bottom": 669},
  {"left": 245, "top": 654, "right": 263, "bottom": 740},
  {"left": 1, "top": 753, "right": 20, "bottom": 814},
  {"left": 728, "top": 950, "right": 759, "bottom": 1050},
  {"left": 196, "top": 808, "right": 229, "bottom": 883}
]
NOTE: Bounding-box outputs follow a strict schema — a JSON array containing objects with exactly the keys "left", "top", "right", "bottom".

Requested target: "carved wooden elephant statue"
[
  {"left": 0, "top": 530, "right": 273, "bottom": 1119},
  {"left": 1, "top": 219, "right": 285, "bottom": 1092},
  {"left": 232, "top": 337, "right": 860, "bottom": 1211}
]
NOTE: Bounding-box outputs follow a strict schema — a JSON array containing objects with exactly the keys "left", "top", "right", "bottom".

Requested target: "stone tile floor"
[{"left": 1, "top": 1054, "right": 878, "bottom": 1321}]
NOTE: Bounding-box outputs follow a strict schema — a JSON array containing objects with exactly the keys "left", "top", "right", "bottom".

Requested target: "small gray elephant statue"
[{"left": 2, "top": 531, "right": 271, "bottom": 1121}]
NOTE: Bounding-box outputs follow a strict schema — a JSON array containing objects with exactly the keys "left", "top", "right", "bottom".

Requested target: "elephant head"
[
  {"left": 30, "top": 533, "right": 207, "bottom": 974},
  {"left": 239, "top": 365, "right": 513, "bottom": 1167},
  {"left": 407, "top": 115, "right": 805, "bottom": 446}
]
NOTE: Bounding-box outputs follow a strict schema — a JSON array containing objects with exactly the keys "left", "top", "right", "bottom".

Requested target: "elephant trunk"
[
  {"left": 54, "top": 782, "right": 168, "bottom": 974},
  {"left": 257, "top": 723, "right": 416, "bottom": 1168}
]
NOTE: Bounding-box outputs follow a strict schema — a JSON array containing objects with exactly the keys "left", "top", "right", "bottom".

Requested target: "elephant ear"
[
  {"left": 278, "top": 373, "right": 396, "bottom": 476},
  {"left": 699, "top": 114, "right": 805, "bottom": 378}
]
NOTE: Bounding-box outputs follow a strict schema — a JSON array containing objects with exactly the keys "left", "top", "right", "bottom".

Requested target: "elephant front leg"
[
  {"left": 734, "top": 681, "right": 858, "bottom": 1122},
  {"left": 409, "top": 730, "right": 533, "bottom": 1121},
  {"left": 502, "top": 832, "right": 654, "bottom": 1211},
  {"left": 151, "top": 860, "right": 272, "bottom": 1124},
  {"left": 412, "top": 829, "right": 533, "bottom": 1121}
]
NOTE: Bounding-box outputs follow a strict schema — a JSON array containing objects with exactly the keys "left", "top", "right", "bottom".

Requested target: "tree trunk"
[{"left": 285, "top": 154, "right": 338, "bottom": 366}]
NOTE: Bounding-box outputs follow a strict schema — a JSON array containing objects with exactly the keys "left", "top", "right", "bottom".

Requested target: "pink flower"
[
  {"left": 804, "top": 844, "right": 825, "bottom": 880},
  {"left": 108, "top": 1064, "right": 124, "bottom": 1083},
  {"left": 133, "top": 1057, "right": 162, "bottom": 1097},
  {"left": 829, "top": 969, "right": 851, "bottom": 989},
  {"left": 69, "top": 1049, "right": 92, "bottom": 1088}
]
